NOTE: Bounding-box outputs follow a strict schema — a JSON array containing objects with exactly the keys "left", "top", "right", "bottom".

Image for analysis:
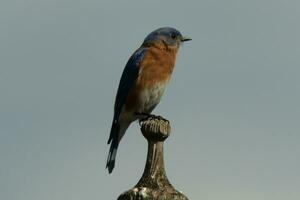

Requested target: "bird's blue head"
[{"left": 143, "top": 27, "right": 191, "bottom": 48}]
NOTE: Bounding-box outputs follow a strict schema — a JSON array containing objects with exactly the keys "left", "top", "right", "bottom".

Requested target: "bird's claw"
[{"left": 137, "top": 113, "right": 169, "bottom": 125}]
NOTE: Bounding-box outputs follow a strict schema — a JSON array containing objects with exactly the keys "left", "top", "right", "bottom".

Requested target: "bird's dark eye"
[{"left": 171, "top": 33, "right": 177, "bottom": 39}]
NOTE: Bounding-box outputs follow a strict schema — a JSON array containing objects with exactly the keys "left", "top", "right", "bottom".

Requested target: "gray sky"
[{"left": 1, "top": 0, "right": 299, "bottom": 199}]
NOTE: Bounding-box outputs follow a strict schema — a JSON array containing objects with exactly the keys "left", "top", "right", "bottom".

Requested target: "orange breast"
[{"left": 125, "top": 45, "right": 177, "bottom": 111}]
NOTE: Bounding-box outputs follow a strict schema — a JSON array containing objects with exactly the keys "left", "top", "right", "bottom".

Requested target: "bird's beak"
[{"left": 181, "top": 36, "right": 192, "bottom": 42}]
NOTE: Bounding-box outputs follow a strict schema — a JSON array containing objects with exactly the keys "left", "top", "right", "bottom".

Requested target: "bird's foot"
[{"left": 136, "top": 113, "right": 169, "bottom": 125}]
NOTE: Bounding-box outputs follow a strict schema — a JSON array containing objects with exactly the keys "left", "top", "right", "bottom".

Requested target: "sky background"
[{"left": 1, "top": 0, "right": 299, "bottom": 200}]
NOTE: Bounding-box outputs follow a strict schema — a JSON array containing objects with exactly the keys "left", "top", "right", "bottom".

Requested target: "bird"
[{"left": 106, "top": 27, "right": 191, "bottom": 173}]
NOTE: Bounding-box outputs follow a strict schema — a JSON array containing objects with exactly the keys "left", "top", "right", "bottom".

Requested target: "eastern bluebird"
[{"left": 106, "top": 27, "right": 191, "bottom": 173}]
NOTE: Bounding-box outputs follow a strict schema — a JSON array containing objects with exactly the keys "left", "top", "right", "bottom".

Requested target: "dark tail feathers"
[
  {"left": 106, "top": 140, "right": 118, "bottom": 173},
  {"left": 106, "top": 121, "right": 119, "bottom": 173}
]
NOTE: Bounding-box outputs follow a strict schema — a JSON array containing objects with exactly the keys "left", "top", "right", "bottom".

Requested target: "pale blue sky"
[{"left": 1, "top": 0, "right": 299, "bottom": 200}]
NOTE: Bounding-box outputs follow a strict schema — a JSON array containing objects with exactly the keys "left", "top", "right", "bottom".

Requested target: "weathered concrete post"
[{"left": 117, "top": 117, "right": 188, "bottom": 200}]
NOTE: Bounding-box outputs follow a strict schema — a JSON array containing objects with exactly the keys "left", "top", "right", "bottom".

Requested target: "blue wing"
[
  {"left": 107, "top": 47, "right": 146, "bottom": 144},
  {"left": 106, "top": 48, "right": 147, "bottom": 173}
]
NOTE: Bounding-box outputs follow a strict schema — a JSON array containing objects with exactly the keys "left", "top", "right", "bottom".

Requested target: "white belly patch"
[{"left": 139, "top": 82, "right": 168, "bottom": 113}]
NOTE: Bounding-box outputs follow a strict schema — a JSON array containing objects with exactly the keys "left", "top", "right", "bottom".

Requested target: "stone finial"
[{"left": 117, "top": 116, "right": 188, "bottom": 200}]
